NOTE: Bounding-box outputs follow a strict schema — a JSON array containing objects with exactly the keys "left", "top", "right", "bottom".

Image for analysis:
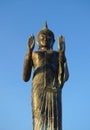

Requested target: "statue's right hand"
[{"left": 28, "top": 35, "right": 35, "bottom": 52}]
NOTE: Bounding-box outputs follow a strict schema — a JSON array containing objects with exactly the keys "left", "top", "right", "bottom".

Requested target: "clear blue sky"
[{"left": 0, "top": 0, "right": 90, "bottom": 130}]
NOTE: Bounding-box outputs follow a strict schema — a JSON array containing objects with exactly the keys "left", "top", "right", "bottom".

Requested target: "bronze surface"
[{"left": 23, "top": 23, "right": 69, "bottom": 130}]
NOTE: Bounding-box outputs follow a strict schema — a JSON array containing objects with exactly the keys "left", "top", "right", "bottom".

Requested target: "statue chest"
[{"left": 32, "top": 50, "right": 59, "bottom": 70}]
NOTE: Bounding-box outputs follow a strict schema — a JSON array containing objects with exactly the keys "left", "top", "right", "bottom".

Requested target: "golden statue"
[{"left": 23, "top": 22, "right": 69, "bottom": 130}]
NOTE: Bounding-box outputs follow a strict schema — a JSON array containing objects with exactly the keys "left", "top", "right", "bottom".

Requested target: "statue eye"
[
  {"left": 47, "top": 36, "right": 52, "bottom": 40},
  {"left": 40, "top": 36, "right": 44, "bottom": 40}
]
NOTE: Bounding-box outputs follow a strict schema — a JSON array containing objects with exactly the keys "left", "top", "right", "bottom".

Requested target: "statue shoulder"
[
  {"left": 32, "top": 51, "right": 42, "bottom": 60},
  {"left": 32, "top": 51, "right": 38, "bottom": 58}
]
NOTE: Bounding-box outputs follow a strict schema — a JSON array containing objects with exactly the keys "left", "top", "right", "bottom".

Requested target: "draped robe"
[
  {"left": 23, "top": 49, "right": 69, "bottom": 130},
  {"left": 32, "top": 50, "right": 62, "bottom": 130}
]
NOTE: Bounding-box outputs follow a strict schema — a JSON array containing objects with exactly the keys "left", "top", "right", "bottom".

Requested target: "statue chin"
[{"left": 39, "top": 45, "right": 50, "bottom": 50}]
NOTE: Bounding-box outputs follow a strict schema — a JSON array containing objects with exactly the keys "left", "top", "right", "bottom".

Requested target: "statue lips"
[{"left": 41, "top": 41, "right": 49, "bottom": 48}]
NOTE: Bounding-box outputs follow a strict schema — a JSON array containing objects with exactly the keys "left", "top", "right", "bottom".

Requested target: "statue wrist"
[{"left": 28, "top": 47, "right": 33, "bottom": 54}]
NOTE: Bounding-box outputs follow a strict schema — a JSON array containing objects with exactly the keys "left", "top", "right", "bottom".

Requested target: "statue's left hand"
[
  {"left": 58, "top": 35, "right": 65, "bottom": 52},
  {"left": 58, "top": 35, "right": 66, "bottom": 63},
  {"left": 28, "top": 35, "right": 35, "bottom": 52}
]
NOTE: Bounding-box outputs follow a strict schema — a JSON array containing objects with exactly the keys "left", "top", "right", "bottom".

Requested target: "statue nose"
[{"left": 45, "top": 37, "right": 48, "bottom": 41}]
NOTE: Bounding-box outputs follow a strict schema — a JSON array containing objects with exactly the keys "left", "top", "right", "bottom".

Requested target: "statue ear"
[
  {"left": 51, "top": 38, "right": 55, "bottom": 49},
  {"left": 51, "top": 43, "right": 53, "bottom": 49}
]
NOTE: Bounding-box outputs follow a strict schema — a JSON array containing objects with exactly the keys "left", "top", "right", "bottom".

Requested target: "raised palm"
[
  {"left": 28, "top": 35, "right": 35, "bottom": 52},
  {"left": 58, "top": 35, "right": 65, "bottom": 52}
]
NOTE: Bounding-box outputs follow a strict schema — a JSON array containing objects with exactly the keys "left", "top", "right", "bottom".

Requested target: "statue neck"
[{"left": 38, "top": 46, "right": 51, "bottom": 51}]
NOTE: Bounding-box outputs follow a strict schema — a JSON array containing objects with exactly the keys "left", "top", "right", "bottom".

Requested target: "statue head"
[{"left": 36, "top": 22, "right": 55, "bottom": 50}]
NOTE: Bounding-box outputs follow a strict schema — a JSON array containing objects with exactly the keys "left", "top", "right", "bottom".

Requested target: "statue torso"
[
  {"left": 32, "top": 50, "right": 59, "bottom": 70},
  {"left": 32, "top": 50, "right": 59, "bottom": 92}
]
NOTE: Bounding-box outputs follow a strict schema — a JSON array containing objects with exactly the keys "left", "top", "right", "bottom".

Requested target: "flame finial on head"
[{"left": 43, "top": 22, "right": 48, "bottom": 30}]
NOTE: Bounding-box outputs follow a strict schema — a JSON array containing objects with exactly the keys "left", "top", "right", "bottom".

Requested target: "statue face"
[{"left": 38, "top": 34, "right": 54, "bottom": 49}]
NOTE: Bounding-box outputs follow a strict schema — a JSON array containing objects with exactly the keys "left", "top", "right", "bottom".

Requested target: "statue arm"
[
  {"left": 23, "top": 35, "right": 35, "bottom": 82},
  {"left": 23, "top": 52, "right": 33, "bottom": 82},
  {"left": 58, "top": 35, "right": 69, "bottom": 88},
  {"left": 63, "top": 60, "right": 69, "bottom": 82}
]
